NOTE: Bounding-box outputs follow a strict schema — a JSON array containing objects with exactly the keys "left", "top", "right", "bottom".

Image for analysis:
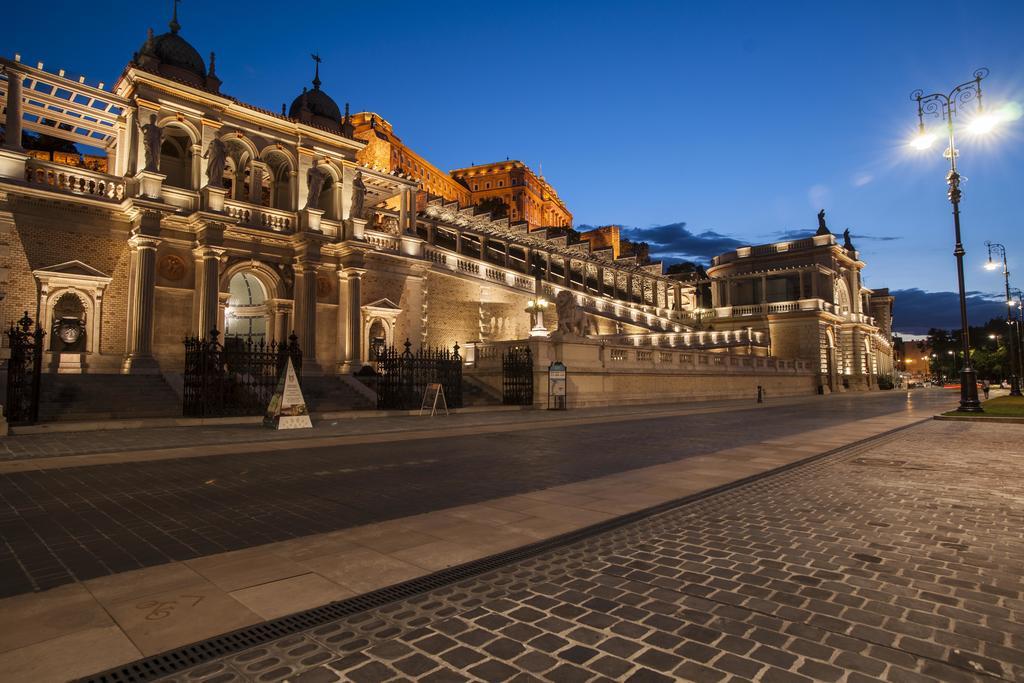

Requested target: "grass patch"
[{"left": 943, "top": 395, "right": 1024, "bottom": 418}]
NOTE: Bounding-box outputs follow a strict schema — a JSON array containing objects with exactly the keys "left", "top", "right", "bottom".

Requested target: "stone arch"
[
  {"left": 220, "top": 133, "right": 260, "bottom": 201},
  {"left": 47, "top": 289, "right": 92, "bottom": 353},
  {"left": 220, "top": 260, "right": 287, "bottom": 300},
  {"left": 260, "top": 147, "right": 295, "bottom": 211},
  {"left": 834, "top": 277, "right": 852, "bottom": 315},
  {"left": 158, "top": 120, "right": 198, "bottom": 189},
  {"left": 313, "top": 160, "right": 343, "bottom": 219}
]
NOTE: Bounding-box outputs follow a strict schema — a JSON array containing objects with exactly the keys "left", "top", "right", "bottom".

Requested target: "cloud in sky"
[
  {"left": 808, "top": 184, "right": 830, "bottom": 209},
  {"left": 852, "top": 172, "right": 874, "bottom": 187},
  {"left": 614, "top": 222, "right": 746, "bottom": 263},
  {"left": 891, "top": 288, "right": 1008, "bottom": 335},
  {"left": 767, "top": 229, "right": 902, "bottom": 243}
]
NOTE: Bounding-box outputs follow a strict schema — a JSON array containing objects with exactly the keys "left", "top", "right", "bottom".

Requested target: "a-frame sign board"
[
  {"left": 419, "top": 383, "right": 449, "bottom": 416},
  {"left": 264, "top": 357, "right": 313, "bottom": 429}
]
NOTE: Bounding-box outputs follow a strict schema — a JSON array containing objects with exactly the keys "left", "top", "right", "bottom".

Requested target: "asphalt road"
[{"left": 0, "top": 391, "right": 954, "bottom": 598}]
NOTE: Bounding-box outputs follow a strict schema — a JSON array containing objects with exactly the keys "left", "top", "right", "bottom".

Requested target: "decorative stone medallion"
[
  {"left": 316, "top": 275, "right": 333, "bottom": 298},
  {"left": 158, "top": 254, "right": 186, "bottom": 282}
]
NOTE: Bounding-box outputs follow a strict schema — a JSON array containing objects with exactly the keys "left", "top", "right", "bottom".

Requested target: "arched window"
[
  {"left": 225, "top": 272, "right": 269, "bottom": 345},
  {"left": 160, "top": 128, "right": 193, "bottom": 189},
  {"left": 263, "top": 151, "right": 293, "bottom": 211}
]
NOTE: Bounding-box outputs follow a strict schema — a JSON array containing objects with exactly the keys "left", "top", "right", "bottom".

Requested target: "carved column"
[
  {"left": 249, "top": 160, "right": 265, "bottom": 205},
  {"left": 405, "top": 271, "right": 425, "bottom": 348},
  {"left": 339, "top": 267, "right": 365, "bottom": 372},
  {"left": 3, "top": 66, "right": 24, "bottom": 151},
  {"left": 292, "top": 260, "right": 318, "bottom": 365},
  {"left": 596, "top": 266, "right": 605, "bottom": 296},
  {"left": 399, "top": 188, "right": 409, "bottom": 234},
  {"left": 123, "top": 234, "right": 161, "bottom": 373},
  {"left": 193, "top": 246, "right": 223, "bottom": 338}
]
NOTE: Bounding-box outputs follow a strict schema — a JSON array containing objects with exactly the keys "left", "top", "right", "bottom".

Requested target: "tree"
[{"left": 476, "top": 197, "right": 508, "bottom": 219}]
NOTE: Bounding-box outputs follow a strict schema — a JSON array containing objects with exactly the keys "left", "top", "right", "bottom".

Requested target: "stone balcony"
[
  {"left": 20, "top": 156, "right": 126, "bottom": 201},
  {"left": 711, "top": 298, "right": 875, "bottom": 326}
]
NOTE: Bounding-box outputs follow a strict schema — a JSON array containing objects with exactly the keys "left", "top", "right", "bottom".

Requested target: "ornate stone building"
[
  {"left": 0, "top": 12, "right": 893, "bottom": 415},
  {"left": 0, "top": 12, "right": 692, "bottom": 386},
  {"left": 450, "top": 161, "right": 572, "bottom": 230},
  {"left": 704, "top": 215, "right": 896, "bottom": 392}
]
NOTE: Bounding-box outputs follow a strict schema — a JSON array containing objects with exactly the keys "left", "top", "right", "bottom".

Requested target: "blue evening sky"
[{"left": 4, "top": 0, "right": 1022, "bottom": 333}]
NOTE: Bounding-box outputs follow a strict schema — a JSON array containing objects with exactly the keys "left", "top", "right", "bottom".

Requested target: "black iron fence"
[
  {"left": 4, "top": 312, "right": 44, "bottom": 425},
  {"left": 502, "top": 345, "right": 534, "bottom": 405},
  {"left": 376, "top": 340, "right": 462, "bottom": 410},
  {"left": 183, "top": 330, "right": 302, "bottom": 417}
]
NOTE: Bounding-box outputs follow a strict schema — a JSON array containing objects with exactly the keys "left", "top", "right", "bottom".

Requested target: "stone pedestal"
[
  {"left": 301, "top": 207, "right": 324, "bottom": 232},
  {"left": 399, "top": 233, "right": 424, "bottom": 258},
  {"left": 349, "top": 217, "right": 367, "bottom": 241},
  {"left": 136, "top": 170, "right": 166, "bottom": 199},
  {"left": 0, "top": 148, "right": 28, "bottom": 180},
  {"left": 201, "top": 185, "right": 227, "bottom": 212},
  {"left": 58, "top": 352, "right": 83, "bottom": 374}
]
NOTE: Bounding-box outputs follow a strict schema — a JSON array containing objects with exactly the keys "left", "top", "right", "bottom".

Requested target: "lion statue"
[{"left": 554, "top": 290, "right": 596, "bottom": 337}]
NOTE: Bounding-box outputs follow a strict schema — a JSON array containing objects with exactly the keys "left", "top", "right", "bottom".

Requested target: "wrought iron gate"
[
  {"left": 4, "top": 312, "right": 45, "bottom": 425},
  {"left": 502, "top": 345, "right": 533, "bottom": 405},
  {"left": 376, "top": 340, "right": 462, "bottom": 410},
  {"left": 183, "top": 330, "right": 302, "bottom": 417}
]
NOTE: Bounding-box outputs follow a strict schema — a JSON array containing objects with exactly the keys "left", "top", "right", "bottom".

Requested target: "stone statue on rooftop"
[
  {"left": 816, "top": 209, "right": 829, "bottom": 235},
  {"left": 139, "top": 114, "right": 163, "bottom": 173},
  {"left": 351, "top": 171, "right": 366, "bottom": 219},
  {"left": 305, "top": 162, "right": 329, "bottom": 210},
  {"left": 203, "top": 137, "right": 227, "bottom": 187}
]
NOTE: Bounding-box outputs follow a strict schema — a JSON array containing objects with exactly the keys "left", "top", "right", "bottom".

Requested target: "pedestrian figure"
[{"left": 982, "top": 379, "right": 990, "bottom": 400}]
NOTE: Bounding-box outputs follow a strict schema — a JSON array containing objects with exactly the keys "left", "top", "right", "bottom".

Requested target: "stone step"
[{"left": 37, "top": 373, "right": 181, "bottom": 422}]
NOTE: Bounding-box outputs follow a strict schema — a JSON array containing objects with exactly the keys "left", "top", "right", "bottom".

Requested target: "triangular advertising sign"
[{"left": 264, "top": 357, "right": 313, "bottom": 429}]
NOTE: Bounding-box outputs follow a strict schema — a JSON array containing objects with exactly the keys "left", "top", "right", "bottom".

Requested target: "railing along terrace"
[
  {"left": 612, "top": 327, "right": 768, "bottom": 350},
  {"left": 224, "top": 199, "right": 294, "bottom": 232},
  {"left": 465, "top": 338, "right": 810, "bottom": 374},
  {"left": 25, "top": 158, "right": 125, "bottom": 201}
]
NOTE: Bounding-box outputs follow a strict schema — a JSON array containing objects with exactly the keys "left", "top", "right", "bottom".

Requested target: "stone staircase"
[
  {"left": 37, "top": 373, "right": 182, "bottom": 422},
  {"left": 299, "top": 375, "right": 375, "bottom": 413},
  {"left": 462, "top": 375, "right": 503, "bottom": 407}
]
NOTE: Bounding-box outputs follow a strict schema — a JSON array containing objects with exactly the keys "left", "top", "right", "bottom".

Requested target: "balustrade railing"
[
  {"left": 224, "top": 200, "right": 294, "bottom": 232},
  {"left": 25, "top": 159, "right": 125, "bottom": 200}
]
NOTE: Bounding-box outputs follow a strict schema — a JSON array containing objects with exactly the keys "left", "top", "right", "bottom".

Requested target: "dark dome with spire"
[
  {"left": 288, "top": 54, "right": 342, "bottom": 130},
  {"left": 133, "top": 4, "right": 216, "bottom": 90}
]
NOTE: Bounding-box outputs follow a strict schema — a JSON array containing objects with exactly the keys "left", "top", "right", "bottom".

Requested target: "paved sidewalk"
[
  {"left": 158, "top": 419, "right": 1024, "bottom": 683},
  {"left": 0, "top": 392, "right": 958, "bottom": 681},
  {"left": 0, "top": 395, "right": 821, "bottom": 464}
]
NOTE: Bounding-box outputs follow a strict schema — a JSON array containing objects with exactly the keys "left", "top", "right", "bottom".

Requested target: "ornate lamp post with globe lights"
[
  {"left": 525, "top": 297, "right": 550, "bottom": 338},
  {"left": 985, "top": 242, "right": 1022, "bottom": 396},
  {"left": 909, "top": 68, "right": 1002, "bottom": 412}
]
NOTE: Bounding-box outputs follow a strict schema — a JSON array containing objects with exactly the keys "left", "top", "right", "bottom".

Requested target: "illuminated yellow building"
[{"left": 450, "top": 161, "right": 572, "bottom": 230}]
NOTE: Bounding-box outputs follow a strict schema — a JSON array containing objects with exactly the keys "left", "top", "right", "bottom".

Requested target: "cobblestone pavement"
[
  {"left": 0, "top": 392, "right": 951, "bottom": 598},
  {"left": 156, "top": 419, "right": 1024, "bottom": 683}
]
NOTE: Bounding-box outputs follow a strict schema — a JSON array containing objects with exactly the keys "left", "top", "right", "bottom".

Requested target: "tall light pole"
[
  {"left": 1012, "top": 287, "right": 1024, "bottom": 387},
  {"left": 910, "top": 68, "right": 997, "bottom": 412},
  {"left": 985, "top": 242, "right": 1022, "bottom": 396}
]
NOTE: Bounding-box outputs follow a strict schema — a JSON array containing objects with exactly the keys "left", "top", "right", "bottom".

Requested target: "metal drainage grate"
[{"left": 77, "top": 419, "right": 927, "bottom": 683}]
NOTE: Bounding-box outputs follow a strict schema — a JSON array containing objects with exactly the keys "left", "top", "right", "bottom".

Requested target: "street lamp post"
[
  {"left": 985, "top": 242, "right": 1022, "bottom": 396},
  {"left": 1012, "top": 287, "right": 1024, "bottom": 386},
  {"left": 910, "top": 68, "right": 994, "bottom": 412}
]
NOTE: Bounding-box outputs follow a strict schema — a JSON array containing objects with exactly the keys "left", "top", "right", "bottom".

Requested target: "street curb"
[
  {"left": 76, "top": 417, "right": 930, "bottom": 683},
  {"left": 934, "top": 414, "right": 1024, "bottom": 424}
]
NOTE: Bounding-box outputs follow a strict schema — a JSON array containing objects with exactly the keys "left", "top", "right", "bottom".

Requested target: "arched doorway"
[{"left": 225, "top": 272, "right": 269, "bottom": 346}]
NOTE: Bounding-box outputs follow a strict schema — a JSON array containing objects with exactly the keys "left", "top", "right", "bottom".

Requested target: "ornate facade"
[
  {"left": 0, "top": 14, "right": 892, "bottom": 404},
  {"left": 0, "top": 13, "right": 692, "bottom": 382},
  {"left": 705, "top": 218, "right": 896, "bottom": 392}
]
